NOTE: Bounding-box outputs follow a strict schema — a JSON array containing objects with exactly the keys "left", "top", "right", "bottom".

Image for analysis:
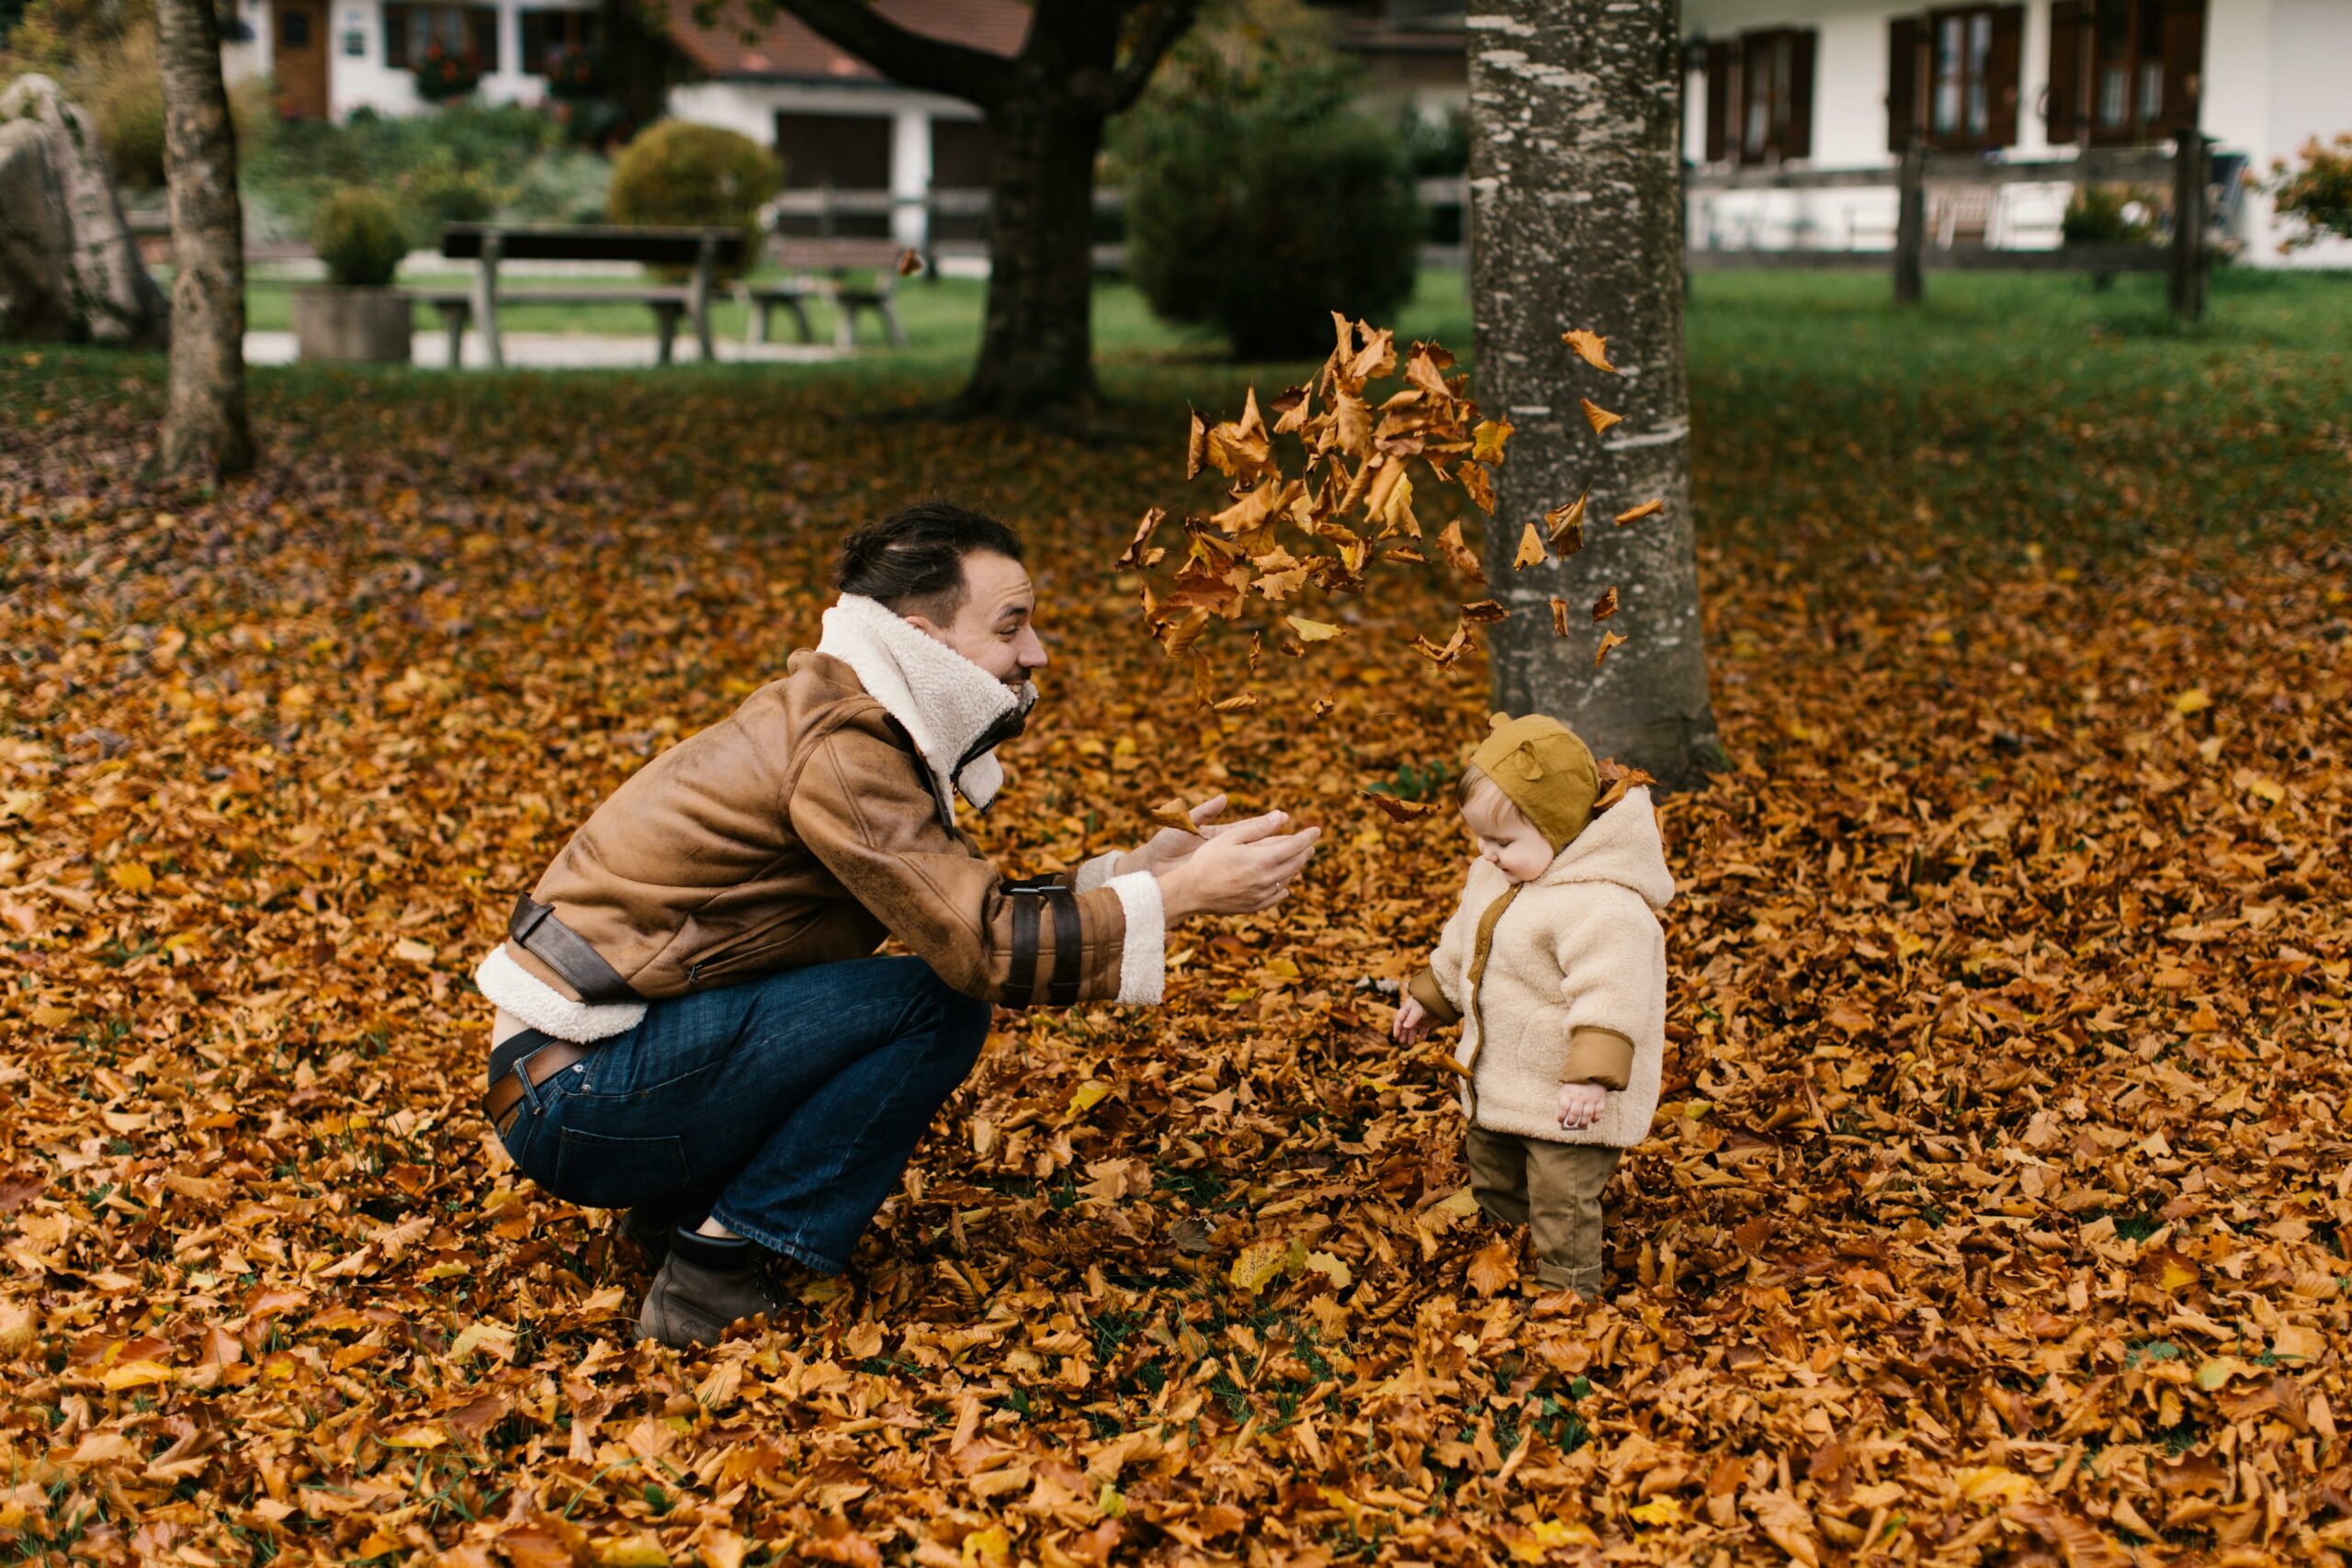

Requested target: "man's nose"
[{"left": 1018, "top": 626, "right": 1048, "bottom": 668}]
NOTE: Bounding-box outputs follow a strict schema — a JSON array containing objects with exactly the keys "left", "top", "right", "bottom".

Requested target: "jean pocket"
[{"left": 550, "top": 1123, "right": 692, "bottom": 1210}]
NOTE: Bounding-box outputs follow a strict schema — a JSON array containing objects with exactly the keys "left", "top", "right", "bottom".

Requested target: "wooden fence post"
[
  {"left": 1894, "top": 139, "right": 1927, "bottom": 306},
  {"left": 2169, "top": 131, "right": 2208, "bottom": 322}
]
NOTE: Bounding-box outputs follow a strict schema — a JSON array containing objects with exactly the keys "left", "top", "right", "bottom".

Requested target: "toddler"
[{"left": 1391, "top": 713, "right": 1674, "bottom": 1297}]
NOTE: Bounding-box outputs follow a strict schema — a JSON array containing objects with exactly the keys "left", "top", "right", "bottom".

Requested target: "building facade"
[{"left": 220, "top": 0, "right": 604, "bottom": 122}]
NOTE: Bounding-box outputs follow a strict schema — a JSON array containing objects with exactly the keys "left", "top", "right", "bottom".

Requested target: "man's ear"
[{"left": 899, "top": 612, "right": 945, "bottom": 640}]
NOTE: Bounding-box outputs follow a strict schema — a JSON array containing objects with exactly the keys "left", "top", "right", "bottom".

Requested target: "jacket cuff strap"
[
  {"left": 1407, "top": 966, "right": 1461, "bottom": 1025},
  {"left": 1107, "top": 871, "right": 1164, "bottom": 1006},
  {"left": 1560, "top": 1025, "right": 1635, "bottom": 1089}
]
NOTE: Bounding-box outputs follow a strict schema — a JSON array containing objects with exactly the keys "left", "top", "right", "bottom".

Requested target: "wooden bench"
[
  {"left": 741, "top": 239, "right": 910, "bottom": 350},
  {"left": 405, "top": 224, "right": 746, "bottom": 369}
]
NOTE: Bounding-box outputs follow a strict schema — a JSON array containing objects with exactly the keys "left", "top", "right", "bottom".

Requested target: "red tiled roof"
[{"left": 667, "top": 0, "right": 1031, "bottom": 83}]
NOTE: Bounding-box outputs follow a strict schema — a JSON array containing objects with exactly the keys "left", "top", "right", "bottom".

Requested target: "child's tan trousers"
[{"left": 1464, "top": 1127, "right": 1622, "bottom": 1296}]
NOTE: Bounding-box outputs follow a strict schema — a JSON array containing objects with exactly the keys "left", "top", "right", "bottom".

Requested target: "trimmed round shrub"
[
  {"left": 606, "top": 119, "right": 780, "bottom": 272},
  {"left": 1119, "top": 27, "right": 1419, "bottom": 358},
  {"left": 311, "top": 187, "right": 408, "bottom": 288}
]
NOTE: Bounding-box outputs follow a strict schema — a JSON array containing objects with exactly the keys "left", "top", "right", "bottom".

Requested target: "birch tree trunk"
[
  {"left": 1468, "top": 2, "right": 1719, "bottom": 788},
  {"left": 156, "top": 0, "right": 254, "bottom": 477}
]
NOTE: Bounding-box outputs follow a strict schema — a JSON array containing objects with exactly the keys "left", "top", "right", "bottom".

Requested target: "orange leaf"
[
  {"left": 1550, "top": 597, "right": 1571, "bottom": 637},
  {"left": 1360, "top": 790, "right": 1437, "bottom": 824},
  {"left": 1581, "top": 399, "right": 1623, "bottom": 436},
  {"left": 1561, "top": 328, "right": 1617, "bottom": 372},
  {"left": 1436, "top": 519, "right": 1486, "bottom": 583},
  {"left": 1591, "top": 586, "right": 1619, "bottom": 622},
  {"left": 1466, "top": 1238, "right": 1518, "bottom": 1295},
  {"left": 1595, "top": 629, "right": 1629, "bottom": 668},
  {"left": 1513, "top": 522, "right": 1544, "bottom": 570},
  {"left": 1545, "top": 492, "right": 1589, "bottom": 553},
  {"left": 1615, "top": 498, "right": 1664, "bottom": 525}
]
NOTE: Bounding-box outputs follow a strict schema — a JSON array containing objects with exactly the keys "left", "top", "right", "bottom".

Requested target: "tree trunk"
[
  {"left": 959, "top": 97, "right": 1106, "bottom": 419},
  {"left": 1468, "top": 0, "right": 1720, "bottom": 789},
  {"left": 156, "top": 0, "right": 254, "bottom": 477}
]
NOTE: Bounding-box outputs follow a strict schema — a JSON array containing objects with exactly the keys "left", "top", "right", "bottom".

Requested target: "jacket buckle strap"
[
  {"left": 1046, "top": 887, "right": 1081, "bottom": 1007},
  {"left": 508, "top": 894, "right": 640, "bottom": 1005},
  {"left": 1006, "top": 887, "right": 1043, "bottom": 1007}
]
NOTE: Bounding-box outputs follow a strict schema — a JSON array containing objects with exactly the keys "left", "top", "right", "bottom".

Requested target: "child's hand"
[
  {"left": 1392, "top": 994, "right": 1430, "bottom": 1043},
  {"left": 1556, "top": 1081, "right": 1607, "bottom": 1131}
]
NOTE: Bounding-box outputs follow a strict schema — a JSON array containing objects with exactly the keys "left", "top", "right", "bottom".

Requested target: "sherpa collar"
[{"left": 817, "top": 593, "right": 1035, "bottom": 819}]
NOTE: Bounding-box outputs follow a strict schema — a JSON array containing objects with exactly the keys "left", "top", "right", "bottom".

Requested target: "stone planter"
[{"left": 292, "top": 287, "right": 413, "bottom": 364}]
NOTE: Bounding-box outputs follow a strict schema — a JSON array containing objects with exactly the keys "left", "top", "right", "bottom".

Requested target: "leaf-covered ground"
[{"left": 2, "top": 274, "right": 2348, "bottom": 1567}]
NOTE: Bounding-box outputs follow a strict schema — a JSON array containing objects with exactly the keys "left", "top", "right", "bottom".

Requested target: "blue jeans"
[{"left": 492, "top": 955, "right": 990, "bottom": 1272}]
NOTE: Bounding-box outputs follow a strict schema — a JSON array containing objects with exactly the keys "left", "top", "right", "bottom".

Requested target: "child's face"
[{"left": 1461, "top": 787, "right": 1555, "bottom": 882}]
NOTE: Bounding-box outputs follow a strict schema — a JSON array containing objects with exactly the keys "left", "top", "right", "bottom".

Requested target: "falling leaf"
[
  {"left": 1287, "top": 615, "right": 1343, "bottom": 643},
  {"left": 1591, "top": 586, "right": 1619, "bottom": 621},
  {"left": 1184, "top": 411, "right": 1209, "bottom": 481},
  {"left": 1436, "top": 520, "right": 1486, "bottom": 582},
  {"left": 1550, "top": 598, "right": 1570, "bottom": 637},
  {"left": 1459, "top": 600, "right": 1508, "bottom": 625},
  {"left": 1546, "top": 492, "right": 1589, "bottom": 553},
  {"left": 1513, "top": 523, "right": 1545, "bottom": 570},
  {"left": 1581, "top": 400, "right": 1623, "bottom": 435},
  {"left": 1148, "top": 797, "right": 1204, "bottom": 837},
  {"left": 1470, "top": 419, "right": 1513, "bottom": 465},
  {"left": 1360, "top": 790, "right": 1438, "bottom": 823},
  {"left": 1595, "top": 630, "right": 1629, "bottom": 668},
  {"left": 1614, "top": 499, "right": 1664, "bottom": 525},
  {"left": 895, "top": 248, "right": 923, "bottom": 277},
  {"left": 1118, "top": 506, "right": 1166, "bottom": 569},
  {"left": 1562, "top": 329, "right": 1617, "bottom": 372}
]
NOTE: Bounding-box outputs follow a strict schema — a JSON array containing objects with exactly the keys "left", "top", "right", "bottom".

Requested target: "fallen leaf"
[
  {"left": 1581, "top": 399, "right": 1623, "bottom": 435},
  {"left": 1561, "top": 329, "right": 1616, "bottom": 372}
]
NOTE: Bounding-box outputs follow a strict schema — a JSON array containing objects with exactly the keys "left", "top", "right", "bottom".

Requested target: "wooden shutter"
[
  {"left": 383, "top": 1, "right": 411, "bottom": 67},
  {"left": 2156, "top": 0, "right": 2205, "bottom": 134},
  {"left": 2046, "top": 1, "right": 2084, "bottom": 143},
  {"left": 1786, "top": 29, "right": 1817, "bottom": 159},
  {"left": 1704, "top": 39, "right": 1734, "bottom": 164},
  {"left": 469, "top": 6, "right": 498, "bottom": 68},
  {"left": 1887, "top": 15, "right": 1921, "bottom": 152},
  {"left": 519, "top": 9, "right": 546, "bottom": 71},
  {"left": 1987, "top": 6, "right": 2024, "bottom": 148}
]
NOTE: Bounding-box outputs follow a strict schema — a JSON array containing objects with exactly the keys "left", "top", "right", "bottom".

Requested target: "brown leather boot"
[{"left": 633, "top": 1249, "right": 795, "bottom": 1348}]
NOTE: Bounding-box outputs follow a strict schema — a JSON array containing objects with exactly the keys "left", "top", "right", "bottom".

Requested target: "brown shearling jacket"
[{"left": 497, "top": 649, "right": 1135, "bottom": 1006}]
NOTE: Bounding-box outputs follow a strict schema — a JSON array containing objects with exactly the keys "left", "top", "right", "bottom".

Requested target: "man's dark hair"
[{"left": 834, "top": 502, "right": 1024, "bottom": 622}]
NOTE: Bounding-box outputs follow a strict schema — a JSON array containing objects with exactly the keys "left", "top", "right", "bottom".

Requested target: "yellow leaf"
[
  {"left": 1512, "top": 523, "right": 1544, "bottom": 570},
  {"left": 1471, "top": 419, "right": 1513, "bottom": 465},
  {"left": 381, "top": 1425, "right": 448, "bottom": 1449},
  {"left": 1613, "top": 498, "right": 1664, "bottom": 525},
  {"left": 1286, "top": 615, "right": 1343, "bottom": 643},
  {"left": 1229, "top": 1238, "right": 1296, "bottom": 1294},
  {"left": 1305, "top": 1250, "right": 1353, "bottom": 1290},
  {"left": 108, "top": 862, "right": 154, "bottom": 894},
  {"left": 1561, "top": 329, "right": 1616, "bottom": 372},
  {"left": 2158, "top": 1259, "right": 2199, "bottom": 1292},
  {"left": 1595, "top": 630, "right": 1629, "bottom": 668},
  {"left": 101, "top": 1359, "right": 175, "bottom": 1390},
  {"left": 2196, "top": 1356, "right": 2250, "bottom": 1390},
  {"left": 1954, "top": 1466, "right": 2040, "bottom": 1504},
  {"left": 1529, "top": 1520, "right": 1599, "bottom": 1551},
  {"left": 961, "top": 1527, "right": 1011, "bottom": 1568},
  {"left": 2173, "top": 687, "right": 2211, "bottom": 715},
  {"left": 1545, "top": 492, "right": 1588, "bottom": 553},
  {"left": 1148, "top": 796, "right": 1204, "bottom": 836},
  {"left": 1431, "top": 1187, "right": 1481, "bottom": 1219},
  {"left": 597, "top": 1535, "right": 670, "bottom": 1568},
  {"left": 1580, "top": 399, "right": 1623, "bottom": 435},
  {"left": 1068, "top": 1080, "right": 1112, "bottom": 1115},
  {"left": 2245, "top": 775, "right": 2284, "bottom": 804},
  {"left": 28, "top": 1005, "right": 74, "bottom": 1028},
  {"left": 1628, "top": 1498, "right": 1680, "bottom": 1526},
  {"left": 392, "top": 936, "right": 437, "bottom": 965}
]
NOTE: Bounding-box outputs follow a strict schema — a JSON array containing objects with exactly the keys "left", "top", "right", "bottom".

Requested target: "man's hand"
[
  {"left": 1393, "top": 994, "right": 1431, "bottom": 1043},
  {"left": 1118, "top": 792, "right": 1232, "bottom": 878},
  {"left": 1157, "top": 809, "right": 1320, "bottom": 919},
  {"left": 1556, "top": 1081, "right": 1608, "bottom": 1132}
]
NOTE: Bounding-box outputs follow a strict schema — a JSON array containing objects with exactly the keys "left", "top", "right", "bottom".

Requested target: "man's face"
[{"left": 903, "top": 550, "right": 1046, "bottom": 690}]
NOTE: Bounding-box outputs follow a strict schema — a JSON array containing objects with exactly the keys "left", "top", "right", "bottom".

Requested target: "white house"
[
  {"left": 1681, "top": 0, "right": 2352, "bottom": 265},
  {"left": 220, "top": 0, "right": 604, "bottom": 122}
]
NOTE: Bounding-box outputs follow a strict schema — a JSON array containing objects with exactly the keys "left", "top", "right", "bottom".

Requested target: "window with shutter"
[
  {"left": 469, "top": 6, "right": 498, "bottom": 71},
  {"left": 384, "top": 0, "right": 411, "bottom": 67},
  {"left": 1703, "top": 39, "right": 1735, "bottom": 164},
  {"left": 2085, "top": 0, "right": 2203, "bottom": 144},
  {"left": 519, "top": 11, "right": 546, "bottom": 70},
  {"left": 1986, "top": 6, "right": 2023, "bottom": 148},
  {"left": 2047, "top": 1, "right": 2086, "bottom": 144},
  {"left": 1908, "top": 6, "right": 2023, "bottom": 152},
  {"left": 1888, "top": 15, "right": 1922, "bottom": 152},
  {"left": 1786, "top": 30, "right": 1817, "bottom": 160}
]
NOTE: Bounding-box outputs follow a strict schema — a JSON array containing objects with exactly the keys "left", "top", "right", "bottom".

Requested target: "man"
[{"left": 476, "top": 502, "right": 1320, "bottom": 1347}]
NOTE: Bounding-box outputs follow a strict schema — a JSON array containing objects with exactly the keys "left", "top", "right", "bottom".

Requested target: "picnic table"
[
  {"left": 406, "top": 224, "right": 746, "bottom": 369},
  {"left": 740, "top": 238, "right": 910, "bottom": 351}
]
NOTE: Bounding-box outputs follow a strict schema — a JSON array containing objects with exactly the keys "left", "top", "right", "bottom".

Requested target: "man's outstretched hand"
[
  {"left": 1156, "top": 807, "right": 1320, "bottom": 920},
  {"left": 1119, "top": 792, "right": 1234, "bottom": 878}
]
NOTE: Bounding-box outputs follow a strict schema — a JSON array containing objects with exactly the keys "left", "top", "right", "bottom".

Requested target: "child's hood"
[{"left": 1533, "top": 786, "right": 1674, "bottom": 910}]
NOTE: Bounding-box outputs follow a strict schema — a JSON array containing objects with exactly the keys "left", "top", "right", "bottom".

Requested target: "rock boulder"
[{"left": 0, "top": 73, "right": 170, "bottom": 345}]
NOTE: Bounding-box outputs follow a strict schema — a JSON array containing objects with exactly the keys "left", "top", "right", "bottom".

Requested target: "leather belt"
[
  {"left": 509, "top": 894, "right": 639, "bottom": 1004},
  {"left": 481, "top": 1033, "right": 596, "bottom": 1138}
]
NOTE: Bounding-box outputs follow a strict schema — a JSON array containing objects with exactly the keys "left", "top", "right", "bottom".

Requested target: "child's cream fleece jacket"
[{"left": 1406, "top": 787, "right": 1674, "bottom": 1147}]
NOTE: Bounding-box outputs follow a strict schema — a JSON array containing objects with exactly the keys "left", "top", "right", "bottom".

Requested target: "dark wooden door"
[{"left": 275, "top": 0, "right": 329, "bottom": 120}]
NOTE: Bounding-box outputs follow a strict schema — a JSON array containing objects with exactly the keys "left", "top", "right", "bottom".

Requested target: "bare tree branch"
[
  {"left": 765, "top": 0, "right": 1015, "bottom": 107},
  {"left": 1107, "top": 0, "right": 1204, "bottom": 111}
]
